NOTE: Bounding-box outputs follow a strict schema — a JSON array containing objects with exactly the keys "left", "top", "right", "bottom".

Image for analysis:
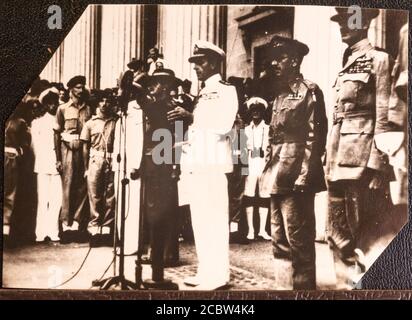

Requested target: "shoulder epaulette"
[
  {"left": 301, "top": 79, "right": 318, "bottom": 92},
  {"left": 374, "top": 46, "right": 389, "bottom": 54},
  {"left": 219, "top": 80, "right": 231, "bottom": 86}
]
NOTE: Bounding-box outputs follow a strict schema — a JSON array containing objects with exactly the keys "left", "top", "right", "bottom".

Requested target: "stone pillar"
[
  {"left": 40, "top": 46, "right": 64, "bottom": 83},
  {"left": 40, "top": 5, "right": 101, "bottom": 88},
  {"left": 99, "top": 5, "right": 145, "bottom": 89},
  {"left": 158, "top": 5, "right": 226, "bottom": 94},
  {"left": 60, "top": 5, "right": 101, "bottom": 89}
]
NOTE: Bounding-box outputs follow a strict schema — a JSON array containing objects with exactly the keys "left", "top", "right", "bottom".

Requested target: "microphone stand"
[
  {"left": 92, "top": 97, "right": 142, "bottom": 290},
  {"left": 135, "top": 103, "right": 147, "bottom": 289}
]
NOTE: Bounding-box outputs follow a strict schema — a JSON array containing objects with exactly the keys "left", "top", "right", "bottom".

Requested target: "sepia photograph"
[{"left": 2, "top": 4, "right": 408, "bottom": 292}]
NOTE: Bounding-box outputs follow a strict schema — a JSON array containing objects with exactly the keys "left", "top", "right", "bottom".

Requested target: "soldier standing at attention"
[
  {"left": 54, "top": 75, "right": 92, "bottom": 243},
  {"left": 326, "top": 8, "right": 393, "bottom": 286},
  {"left": 81, "top": 90, "right": 117, "bottom": 246},
  {"left": 260, "top": 36, "right": 328, "bottom": 290}
]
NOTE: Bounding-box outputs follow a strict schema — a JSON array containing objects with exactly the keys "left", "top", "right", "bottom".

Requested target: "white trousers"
[
  {"left": 36, "top": 173, "right": 62, "bottom": 240},
  {"left": 115, "top": 172, "right": 141, "bottom": 255},
  {"left": 186, "top": 172, "right": 230, "bottom": 283}
]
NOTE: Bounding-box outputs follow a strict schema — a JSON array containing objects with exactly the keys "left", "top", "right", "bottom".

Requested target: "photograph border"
[{"left": 0, "top": 0, "right": 411, "bottom": 299}]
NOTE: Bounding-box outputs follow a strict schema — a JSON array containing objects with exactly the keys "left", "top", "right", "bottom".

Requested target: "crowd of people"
[{"left": 3, "top": 8, "right": 408, "bottom": 290}]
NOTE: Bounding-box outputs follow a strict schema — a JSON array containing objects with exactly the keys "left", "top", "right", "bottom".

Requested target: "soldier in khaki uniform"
[
  {"left": 54, "top": 76, "right": 92, "bottom": 242},
  {"left": 326, "top": 8, "right": 393, "bottom": 285},
  {"left": 260, "top": 36, "right": 328, "bottom": 290},
  {"left": 374, "top": 23, "right": 408, "bottom": 245},
  {"left": 81, "top": 90, "right": 117, "bottom": 245}
]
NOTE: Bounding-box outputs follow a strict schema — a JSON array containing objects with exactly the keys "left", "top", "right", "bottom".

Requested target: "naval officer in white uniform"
[{"left": 181, "top": 41, "right": 238, "bottom": 290}]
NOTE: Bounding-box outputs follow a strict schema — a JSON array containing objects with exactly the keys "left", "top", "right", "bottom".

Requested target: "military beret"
[
  {"left": 38, "top": 87, "right": 59, "bottom": 105},
  {"left": 270, "top": 35, "right": 309, "bottom": 59},
  {"left": 330, "top": 7, "right": 379, "bottom": 23},
  {"left": 246, "top": 97, "right": 268, "bottom": 110},
  {"left": 67, "top": 75, "right": 86, "bottom": 89},
  {"left": 188, "top": 40, "right": 226, "bottom": 63}
]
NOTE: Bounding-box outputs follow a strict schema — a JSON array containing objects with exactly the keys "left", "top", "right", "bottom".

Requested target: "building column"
[
  {"left": 158, "top": 5, "right": 227, "bottom": 93},
  {"left": 40, "top": 5, "right": 101, "bottom": 89},
  {"left": 99, "top": 5, "right": 146, "bottom": 89},
  {"left": 40, "top": 45, "right": 64, "bottom": 83}
]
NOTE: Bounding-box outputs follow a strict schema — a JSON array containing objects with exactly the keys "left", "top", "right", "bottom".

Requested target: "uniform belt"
[
  {"left": 90, "top": 148, "right": 112, "bottom": 159},
  {"left": 333, "top": 110, "right": 373, "bottom": 124},
  {"left": 5, "top": 147, "right": 20, "bottom": 156},
  {"left": 61, "top": 133, "right": 80, "bottom": 142}
]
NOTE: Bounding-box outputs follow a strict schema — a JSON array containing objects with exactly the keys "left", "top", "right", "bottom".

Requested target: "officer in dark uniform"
[
  {"left": 326, "top": 8, "right": 393, "bottom": 287},
  {"left": 81, "top": 90, "right": 117, "bottom": 246},
  {"left": 260, "top": 36, "right": 328, "bottom": 290},
  {"left": 141, "top": 69, "right": 181, "bottom": 289}
]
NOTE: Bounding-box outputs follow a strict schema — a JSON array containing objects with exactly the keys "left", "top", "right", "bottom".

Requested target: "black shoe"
[
  {"left": 75, "top": 231, "right": 91, "bottom": 243},
  {"left": 60, "top": 231, "right": 75, "bottom": 244},
  {"left": 100, "top": 234, "right": 113, "bottom": 247},
  {"left": 89, "top": 234, "right": 112, "bottom": 248},
  {"left": 143, "top": 278, "right": 179, "bottom": 290}
]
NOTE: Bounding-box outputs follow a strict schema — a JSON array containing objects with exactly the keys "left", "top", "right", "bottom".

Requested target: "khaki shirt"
[
  {"left": 261, "top": 76, "right": 327, "bottom": 195},
  {"left": 54, "top": 100, "right": 92, "bottom": 135},
  {"left": 80, "top": 114, "right": 117, "bottom": 153},
  {"left": 326, "top": 39, "right": 392, "bottom": 182}
]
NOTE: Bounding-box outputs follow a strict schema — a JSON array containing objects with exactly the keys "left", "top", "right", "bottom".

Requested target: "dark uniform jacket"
[
  {"left": 142, "top": 98, "right": 177, "bottom": 177},
  {"left": 326, "top": 39, "right": 392, "bottom": 182},
  {"left": 261, "top": 75, "right": 328, "bottom": 195}
]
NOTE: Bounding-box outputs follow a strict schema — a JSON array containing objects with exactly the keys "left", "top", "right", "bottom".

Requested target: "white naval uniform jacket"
[
  {"left": 245, "top": 120, "right": 270, "bottom": 176},
  {"left": 181, "top": 74, "right": 238, "bottom": 174}
]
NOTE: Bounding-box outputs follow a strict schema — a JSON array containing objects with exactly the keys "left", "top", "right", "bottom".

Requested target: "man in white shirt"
[
  {"left": 181, "top": 41, "right": 238, "bottom": 290},
  {"left": 147, "top": 47, "right": 168, "bottom": 76},
  {"left": 32, "top": 87, "right": 62, "bottom": 242},
  {"left": 243, "top": 97, "right": 271, "bottom": 241}
]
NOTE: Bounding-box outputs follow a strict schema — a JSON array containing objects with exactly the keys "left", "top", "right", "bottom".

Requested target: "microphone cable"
[{"left": 48, "top": 245, "right": 93, "bottom": 289}]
